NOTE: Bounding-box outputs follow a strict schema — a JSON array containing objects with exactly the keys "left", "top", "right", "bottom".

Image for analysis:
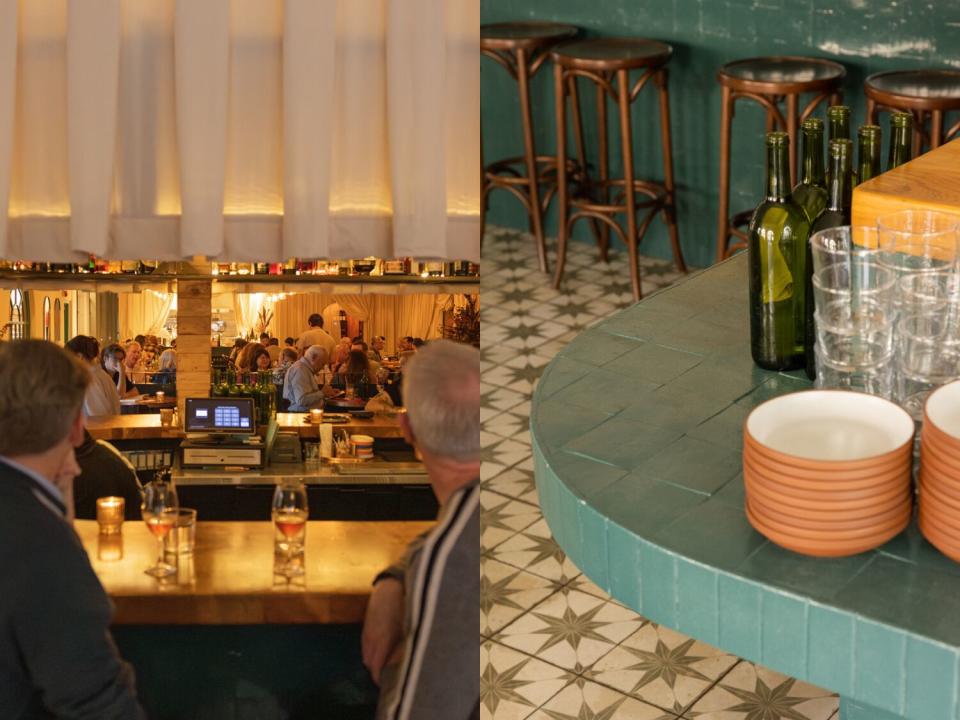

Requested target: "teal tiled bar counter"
[{"left": 531, "top": 254, "right": 960, "bottom": 720}]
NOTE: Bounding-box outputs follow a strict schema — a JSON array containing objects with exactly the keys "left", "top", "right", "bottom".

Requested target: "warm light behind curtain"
[
  {"left": 118, "top": 290, "right": 174, "bottom": 341},
  {"left": 272, "top": 292, "right": 448, "bottom": 353},
  {"left": 0, "top": 0, "right": 479, "bottom": 263}
]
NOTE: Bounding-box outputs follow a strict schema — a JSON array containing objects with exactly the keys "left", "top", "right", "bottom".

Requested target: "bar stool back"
[
  {"left": 552, "top": 37, "right": 687, "bottom": 302},
  {"left": 481, "top": 21, "right": 579, "bottom": 272},
  {"left": 865, "top": 70, "right": 960, "bottom": 157},
  {"left": 716, "top": 56, "right": 845, "bottom": 261}
]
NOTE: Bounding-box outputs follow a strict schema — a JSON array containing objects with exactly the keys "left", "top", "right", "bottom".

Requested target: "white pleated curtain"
[{"left": 0, "top": 0, "right": 479, "bottom": 263}]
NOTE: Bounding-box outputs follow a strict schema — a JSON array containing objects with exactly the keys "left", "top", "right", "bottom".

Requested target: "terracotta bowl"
[
  {"left": 918, "top": 476, "right": 960, "bottom": 515},
  {"left": 743, "top": 448, "right": 910, "bottom": 494},
  {"left": 746, "top": 498, "right": 912, "bottom": 541},
  {"left": 918, "top": 504, "right": 960, "bottom": 543},
  {"left": 919, "top": 464, "right": 960, "bottom": 503},
  {"left": 744, "top": 440, "right": 911, "bottom": 483},
  {"left": 744, "top": 427, "right": 912, "bottom": 474},
  {"left": 746, "top": 504, "right": 909, "bottom": 557},
  {"left": 917, "top": 520, "right": 960, "bottom": 563},
  {"left": 918, "top": 451, "right": 960, "bottom": 489},
  {"left": 743, "top": 463, "right": 910, "bottom": 510},
  {"left": 919, "top": 434, "right": 960, "bottom": 475},
  {"left": 746, "top": 488, "right": 911, "bottom": 531},
  {"left": 924, "top": 380, "right": 960, "bottom": 447},
  {"left": 744, "top": 390, "right": 916, "bottom": 472}
]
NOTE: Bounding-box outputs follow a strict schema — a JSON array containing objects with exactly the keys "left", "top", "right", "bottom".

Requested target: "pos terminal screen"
[{"left": 185, "top": 398, "right": 256, "bottom": 434}]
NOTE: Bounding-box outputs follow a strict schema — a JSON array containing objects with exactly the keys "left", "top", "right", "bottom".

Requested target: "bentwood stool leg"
[
  {"left": 716, "top": 84, "right": 734, "bottom": 262},
  {"left": 552, "top": 62, "right": 570, "bottom": 290},
  {"left": 516, "top": 47, "right": 549, "bottom": 273},
  {"left": 656, "top": 68, "right": 686, "bottom": 274},
  {"left": 913, "top": 111, "right": 925, "bottom": 157},
  {"left": 568, "top": 75, "right": 604, "bottom": 249},
  {"left": 786, "top": 93, "right": 799, "bottom": 186},
  {"left": 932, "top": 110, "right": 944, "bottom": 150},
  {"left": 596, "top": 79, "right": 611, "bottom": 262},
  {"left": 616, "top": 69, "right": 642, "bottom": 301}
]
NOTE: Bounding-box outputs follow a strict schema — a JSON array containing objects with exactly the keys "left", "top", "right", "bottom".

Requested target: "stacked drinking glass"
[{"left": 811, "top": 211, "right": 960, "bottom": 419}]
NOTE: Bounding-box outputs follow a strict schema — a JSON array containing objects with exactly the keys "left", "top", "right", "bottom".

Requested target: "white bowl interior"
[
  {"left": 926, "top": 381, "right": 960, "bottom": 440},
  {"left": 746, "top": 390, "right": 914, "bottom": 461}
]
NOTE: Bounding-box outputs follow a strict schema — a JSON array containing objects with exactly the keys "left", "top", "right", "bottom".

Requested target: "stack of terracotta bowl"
[
  {"left": 919, "top": 381, "right": 960, "bottom": 560},
  {"left": 743, "top": 390, "right": 914, "bottom": 557}
]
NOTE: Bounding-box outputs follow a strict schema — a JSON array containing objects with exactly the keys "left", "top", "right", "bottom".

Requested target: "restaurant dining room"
[{"left": 0, "top": 2, "right": 480, "bottom": 720}]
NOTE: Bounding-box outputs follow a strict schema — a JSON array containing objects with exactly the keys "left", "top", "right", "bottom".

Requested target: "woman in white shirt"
[{"left": 66, "top": 336, "right": 121, "bottom": 416}]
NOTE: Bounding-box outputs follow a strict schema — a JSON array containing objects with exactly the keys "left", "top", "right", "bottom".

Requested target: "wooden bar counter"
[
  {"left": 76, "top": 519, "right": 431, "bottom": 625},
  {"left": 852, "top": 138, "right": 960, "bottom": 226},
  {"left": 86, "top": 411, "right": 405, "bottom": 441}
]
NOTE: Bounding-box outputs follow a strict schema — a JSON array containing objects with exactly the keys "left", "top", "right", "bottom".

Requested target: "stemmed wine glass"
[
  {"left": 141, "top": 473, "right": 179, "bottom": 578},
  {"left": 272, "top": 480, "right": 309, "bottom": 578}
]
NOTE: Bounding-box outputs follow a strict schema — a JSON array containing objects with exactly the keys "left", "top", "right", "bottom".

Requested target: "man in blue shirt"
[
  {"left": 0, "top": 340, "right": 144, "bottom": 719},
  {"left": 282, "top": 345, "right": 334, "bottom": 412}
]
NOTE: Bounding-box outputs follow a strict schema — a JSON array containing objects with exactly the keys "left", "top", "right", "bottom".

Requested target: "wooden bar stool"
[
  {"left": 552, "top": 38, "right": 686, "bottom": 302},
  {"left": 716, "top": 56, "right": 845, "bottom": 261},
  {"left": 865, "top": 70, "right": 960, "bottom": 157},
  {"left": 481, "top": 21, "right": 579, "bottom": 273}
]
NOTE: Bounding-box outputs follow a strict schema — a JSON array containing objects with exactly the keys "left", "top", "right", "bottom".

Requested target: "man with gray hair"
[
  {"left": 362, "top": 339, "right": 479, "bottom": 720},
  {"left": 0, "top": 340, "right": 144, "bottom": 718},
  {"left": 282, "top": 345, "right": 334, "bottom": 411}
]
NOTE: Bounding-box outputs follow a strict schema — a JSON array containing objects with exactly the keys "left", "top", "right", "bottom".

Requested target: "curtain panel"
[{"left": 0, "top": 0, "right": 479, "bottom": 263}]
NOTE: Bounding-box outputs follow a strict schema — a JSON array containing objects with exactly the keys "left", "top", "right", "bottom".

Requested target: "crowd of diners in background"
[{"left": 64, "top": 313, "right": 426, "bottom": 418}]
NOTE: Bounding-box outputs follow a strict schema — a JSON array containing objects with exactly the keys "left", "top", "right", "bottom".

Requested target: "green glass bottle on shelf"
[
  {"left": 827, "top": 105, "right": 851, "bottom": 141},
  {"left": 748, "top": 131, "right": 811, "bottom": 372},
  {"left": 791, "top": 118, "right": 827, "bottom": 224},
  {"left": 857, "top": 125, "right": 882, "bottom": 183},
  {"left": 888, "top": 111, "right": 913, "bottom": 170},
  {"left": 804, "top": 138, "right": 853, "bottom": 380}
]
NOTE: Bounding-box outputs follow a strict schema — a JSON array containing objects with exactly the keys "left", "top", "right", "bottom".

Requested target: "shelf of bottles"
[
  {"left": 210, "top": 369, "right": 278, "bottom": 427},
  {"left": 0, "top": 258, "right": 479, "bottom": 281}
]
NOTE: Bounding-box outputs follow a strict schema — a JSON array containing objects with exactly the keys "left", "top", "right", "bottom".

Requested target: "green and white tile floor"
[{"left": 480, "top": 227, "right": 840, "bottom": 719}]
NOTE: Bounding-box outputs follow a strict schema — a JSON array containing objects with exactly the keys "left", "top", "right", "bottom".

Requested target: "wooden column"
[{"left": 176, "top": 278, "right": 212, "bottom": 420}]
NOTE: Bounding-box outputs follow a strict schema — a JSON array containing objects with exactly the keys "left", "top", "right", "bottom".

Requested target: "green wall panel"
[{"left": 481, "top": 0, "right": 960, "bottom": 267}]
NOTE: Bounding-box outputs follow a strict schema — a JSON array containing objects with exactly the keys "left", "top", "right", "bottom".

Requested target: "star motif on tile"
[
  {"left": 504, "top": 324, "right": 544, "bottom": 341},
  {"left": 501, "top": 285, "right": 539, "bottom": 304},
  {"left": 480, "top": 658, "right": 536, "bottom": 715},
  {"left": 554, "top": 299, "right": 595, "bottom": 318},
  {"left": 531, "top": 603, "right": 610, "bottom": 654},
  {"left": 604, "top": 279, "right": 636, "bottom": 296},
  {"left": 540, "top": 697, "right": 626, "bottom": 720},
  {"left": 480, "top": 570, "right": 528, "bottom": 617},
  {"left": 699, "top": 676, "right": 809, "bottom": 720},
  {"left": 507, "top": 363, "right": 546, "bottom": 385},
  {"left": 496, "top": 256, "right": 533, "bottom": 272},
  {"left": 513, "top": 532, "right": 567, "bottom": 572},
  {"left": 618, "top": 637, "right": 711, "bottom": 694},
  {"left": 481, "top": 499, "right": 529, "bottom": 534}
]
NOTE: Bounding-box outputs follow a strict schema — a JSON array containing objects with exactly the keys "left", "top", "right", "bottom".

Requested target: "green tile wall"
[{"left": 481, "top": 0, "right": 960, "bottom": 267}]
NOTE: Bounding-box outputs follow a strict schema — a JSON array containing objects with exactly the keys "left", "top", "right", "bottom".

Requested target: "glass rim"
[{"left": 877, "top": 209, "right": 960, "bottom": 239}]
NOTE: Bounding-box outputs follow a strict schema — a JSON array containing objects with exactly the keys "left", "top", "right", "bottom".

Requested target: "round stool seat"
[
  {"left": 865, "top": 70, "right": 960, "bottom": 110},
  {"left": 551, "top": 38, "right": 672, "bottom": 71},
  {"left": 719, "top": 56, "right": 845, "bottom": 94},
  {"left": 480, "top": 21, "right": 578, "bottom": 51}
]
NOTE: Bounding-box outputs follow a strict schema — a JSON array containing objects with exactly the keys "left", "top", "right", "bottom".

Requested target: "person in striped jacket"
[{"left": 362, "top": 340, "right": 480, "bottom": 720}]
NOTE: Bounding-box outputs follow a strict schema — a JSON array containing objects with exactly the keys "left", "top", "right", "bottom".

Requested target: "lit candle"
[
  {"left": 97, "top": 533, "right": 123, "bottom": 562},
  {"left": 310, "top": 409, "right": 323, "bottom": 424},
  {"left": 155, "top": 391, "right": 165, "bottom": 403},
  {"left": 96, "top": 496, "right": 124, "bottom": 535}
]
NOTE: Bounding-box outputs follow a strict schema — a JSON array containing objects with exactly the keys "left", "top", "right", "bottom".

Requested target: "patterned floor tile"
[
  {"left": 483, "top": 409, "right": 529, "bottom": 441},
  {"left": 480, "top": 490, "right": 542, "bottom": 552},
  {"left": 481, "top": 437, "right": 532, "bottom": 474},
  {"left": 481, "top": 556, "right": 560, "bottom": 637},
  {"left": 489, "top": 518, "right": 581, "bottom": 584},
  {"left": 481, "top": 639, "right": 573, "bottom": 720},
  {"left": 483, "top": 465, "right": 539, "bottom": 505},
  {"left": 586, "top": 623, "right": 739, "bottom": 715},
  {"left": 565, "top": 573, "right": 614, "bottom": 602},
  {"left": 525, "top": 677, "right": 676, "bottom": 720},
  {"left": 686, "top": 661, "right": 838, "bottom": 719},
  {"left": 494, "top": 587, "right": 644, "bottom": 674}
]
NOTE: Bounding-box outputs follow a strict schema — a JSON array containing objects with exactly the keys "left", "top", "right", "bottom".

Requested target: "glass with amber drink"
[{"left": 272, "top": 480, "right": 309, "bottom": 577}]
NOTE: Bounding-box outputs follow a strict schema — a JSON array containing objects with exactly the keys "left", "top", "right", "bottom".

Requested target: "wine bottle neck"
[
  {"left": 766, "top": 140, "right": 790, "bottom": 201},
  {"left": 801, "top": 128, "right": 825, "bottom": 186},
  {"left": 857, "top": 131, "right": 881, "bottom": 183},
  {"left": 826, "top": 141, "right": 852, "bottom": 212},
  {"left": 888, "top": 125, "right": 913, "bottom": 170}
]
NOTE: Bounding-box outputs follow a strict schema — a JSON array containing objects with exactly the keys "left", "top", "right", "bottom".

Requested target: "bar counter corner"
[{"left": 530, "top": 253, "right": 960, "bottom": 720}]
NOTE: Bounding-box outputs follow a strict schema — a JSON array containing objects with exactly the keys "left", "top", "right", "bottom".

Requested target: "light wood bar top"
[
  {"left": 86, "top": 412, "right": 404, "bottom": 441},
  {"left": 852, "top": 139, "right": 960, "bottom": 226},
  {"left": 76, "top": 519, "right": 432, "bottom": 624}
]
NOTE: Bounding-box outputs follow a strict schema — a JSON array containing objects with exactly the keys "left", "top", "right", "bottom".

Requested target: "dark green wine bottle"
[
  {"left": 827, "top": 105, "right": 851, "bottom": 141},
  {"left": 749, "top": 132, "right": 811, "bottom": 371},
  {"left": 791, "top": 118, "right": 827, "bottom": 224},
  {"left": 887, "top": 111, "right": 913, "bottom": 170},
  {"left": 857, "top": 125, "right": 882, "bottom": 183},
  {"left": 804, "top": 138, "right": 853, "bottom": 379}
]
